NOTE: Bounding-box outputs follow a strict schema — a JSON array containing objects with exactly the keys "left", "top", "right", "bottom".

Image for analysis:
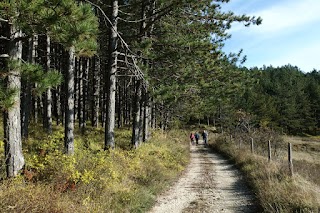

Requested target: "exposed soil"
[{"left": 149, "top": 141, "right": 259, "bottom": 213}]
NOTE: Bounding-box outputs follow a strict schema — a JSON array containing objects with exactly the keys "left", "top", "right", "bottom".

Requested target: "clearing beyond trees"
[{"left": 149, "top": 141, "right": 260, "bottom": 213}]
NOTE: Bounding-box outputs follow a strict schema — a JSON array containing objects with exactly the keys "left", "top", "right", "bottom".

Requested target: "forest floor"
[{"left": 149, "top": 140, "right": 260, "bottom": 213}]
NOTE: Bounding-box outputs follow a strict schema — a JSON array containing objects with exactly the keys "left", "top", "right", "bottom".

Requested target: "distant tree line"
[
  {"left": 238, "top": 65, "right": 320, "bottom": 135},
  {"left": 185, "top": 64, "right": 320, "bottom": 136}
]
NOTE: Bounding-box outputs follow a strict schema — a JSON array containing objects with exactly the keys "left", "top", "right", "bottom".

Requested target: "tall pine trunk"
[
  {"left": 81, "top": 58, "right": 89, "bottom": 133},
  {"left": 124, "top": 79, "right": 131, "bottom": 125},
  {"left": 91, "top": 56, "right": 100, "bottom": 127},
  {"left": 131, "top": 1, "right": 148, "bottom": 146},
  {"left": 21, "top": 36, "right": 36, "bottom": 139},
  {"left": 4, "top": 24, "right": 24, "bottom": 177},
  {"left": 53, "top": 44, "right": 63, "bottom": 126},
  {"left": 131, "top": 80, "right": 142, "bottom": 148},
  {"left": 138, "top": 89, "right": 144, "bottom": 142},
  {"left": 45, "top": 36, "right": 53, "bottom": 134},
  {"left": 151, "top": 100, "right": 157, "bottom": 129},
  {"left": 64, "top": 46, "right": 75, "bottom": 155},
  {"left": 78, "top": 58, "right": 84, "bottom": 130},
  {"left": 143, "top": 91, "right": 151, "bottom": 141},
  {"left": 105, "top": 0, "right": 118, "bottom": 150},
  {"left": 31, "top": 36, "right": 39, "bottom": 125},
  {"left": 116, "top": 78, "right": 122, "bottom": 128}
]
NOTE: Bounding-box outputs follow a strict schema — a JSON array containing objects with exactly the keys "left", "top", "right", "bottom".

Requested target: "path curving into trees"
[{"left": 149, "top": 141, "right": 259, "bottom": 213}]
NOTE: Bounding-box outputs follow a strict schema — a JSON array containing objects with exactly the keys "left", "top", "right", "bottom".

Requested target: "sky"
[{"left": 220, "top": 0, "right": 320, "bottom": 72}]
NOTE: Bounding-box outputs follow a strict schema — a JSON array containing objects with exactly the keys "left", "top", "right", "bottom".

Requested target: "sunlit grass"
[
  {"left": 0, "top": 124, "right": 190, "bottom": 212},
  {"left": 212, "top": 135, "right": 320, "bottom": 212}
]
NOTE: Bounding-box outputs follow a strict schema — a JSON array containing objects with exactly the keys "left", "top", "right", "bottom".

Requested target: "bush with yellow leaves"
[{"left": 0, "top": 126, "right": 190, "bottom": 213}]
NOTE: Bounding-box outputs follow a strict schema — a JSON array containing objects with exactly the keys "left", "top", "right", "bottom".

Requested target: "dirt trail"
[{"left": 149, "top": 141, "right": 259, "bottom": 213}]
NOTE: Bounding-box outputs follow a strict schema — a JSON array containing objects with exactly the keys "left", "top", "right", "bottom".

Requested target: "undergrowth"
[
  {"left": 212, "top": 135, "right": 320, "bottom": 213},
  {"left": 0, "top": 125, "right": 189, "bottom": 213}
]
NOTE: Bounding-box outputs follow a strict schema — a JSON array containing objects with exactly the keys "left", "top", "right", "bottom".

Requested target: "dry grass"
[
  {"left": 0, "top": 180, "right": 88, "bottom": 213},
  {"left": 293, "top": 160, "right": 320, "bottom": 186},
  {"left": 212, "top": 135, "right": 320, "bottom": 213},
  {"left": 282, "top": 136, "right": 320, "bottom": 187},
  {"left": 0, "top": 127, "right": 190, "bottom": 213}
]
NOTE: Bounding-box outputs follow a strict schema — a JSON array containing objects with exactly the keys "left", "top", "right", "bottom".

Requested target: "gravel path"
[{"left": 149, "top": 141, "right": 259, "bottom": 213}]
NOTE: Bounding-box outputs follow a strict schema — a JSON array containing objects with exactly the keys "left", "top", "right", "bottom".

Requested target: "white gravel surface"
[{"left": 149, "top": 141, "right": 259, "bottom": 213}]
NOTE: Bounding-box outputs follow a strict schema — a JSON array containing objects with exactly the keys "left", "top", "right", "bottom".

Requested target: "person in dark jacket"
[
  {"left": 202, "top": 130, "right": 208, "bottom": 145},
  {"left": 195, "top": 132, "right": 200, "bottom": 145}
]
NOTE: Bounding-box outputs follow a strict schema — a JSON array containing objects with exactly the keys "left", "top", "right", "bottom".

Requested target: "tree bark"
[
  {"left": 53, "top": 43, "right": 63, "bottom": 126},
  {"left": 138, "top": 89, "right": 145, "bottom": 142},
  {"left": 32, "top": 36, "right": 39, "bottom": 124},
  {"left": 75, "top": 58, "right": 79, "bottom": 122},
  {"left": 124, "top": 79, "right": 131, "bottom": 125},
  {"left": 45, "top": 36, "right": 53, "bottom": 134},
  {"left": 4, "top": 24, "right": 25, "bottom": 177},
  {"left": 143, "top": 91, "right": 151, "bottom": 141},
  {"left": 81, "top": 58, "right": 89, "bottom": 133},
  {"left": 21, "top": 36, "right": 36, "bottom": 139},
  {"left": 105, "top": 0, "right": 118, "bottom": 150},
  {"left": 64, "top": 46, "right": 75, "bottom": 155},
  {"left": 135, "top": 1, "right": 149, "bottom": 144},
  {"left": 151, "top": 99, "right": 156, "bottom": 129},
  {"left": 131, "top": 80, "right": 142, "bottom": 148},
  {"left": 116, "top": 78, "right": 122, "bottom": 128},
  {"left": 78, "top": 58, "right": 84, "bottom": 130},
  {"left": 91, "top": 56, "right": 100, "bottom": 127}
]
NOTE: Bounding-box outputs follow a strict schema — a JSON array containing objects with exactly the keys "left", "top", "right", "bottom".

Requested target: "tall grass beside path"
[{"left": 212, "top": 135, "right": 320, "bottom": 213}]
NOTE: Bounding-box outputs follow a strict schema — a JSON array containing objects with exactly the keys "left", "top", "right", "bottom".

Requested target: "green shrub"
[{"left": 0, "top": 126, "right": 189, "bottom": 213}]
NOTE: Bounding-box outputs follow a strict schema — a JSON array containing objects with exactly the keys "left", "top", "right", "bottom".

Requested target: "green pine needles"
[{"left": 0, "top": 0, "right": 98, "bottom": 110}]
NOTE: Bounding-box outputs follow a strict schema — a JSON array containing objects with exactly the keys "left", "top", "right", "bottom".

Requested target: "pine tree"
[
  {"left": 105, "top": 0, "right": 118, "bottom": 150},
  {"left": 142, "top": 0, "right": 261, "bottom": 127},
  {"left": 0, "top": 0, "right": 98, "bottom": 176},
  {"left": 49, "top": 1, "right": 98, "bottom": 154}
]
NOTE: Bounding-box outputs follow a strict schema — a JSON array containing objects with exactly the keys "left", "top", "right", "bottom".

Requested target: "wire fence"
[
  {"left": 220, "top": 132, "right": 320, "bottom": 187},
  {"left": 218, "top": 131, "right": 295, "bottom": 176}
]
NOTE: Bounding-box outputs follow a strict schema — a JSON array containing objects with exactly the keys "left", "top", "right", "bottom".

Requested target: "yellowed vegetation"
[
  {"left": 283, "top": 136, "right": 320, "bottom": 163},
  {"left": 281, "top": 135, "right": 320, "bottom": 188},
  {"left": 212, "top": 136, "right": 320, "bottom": 213},
  {"left": 0, "top": 126, "right": 190, "bottom": 212}
]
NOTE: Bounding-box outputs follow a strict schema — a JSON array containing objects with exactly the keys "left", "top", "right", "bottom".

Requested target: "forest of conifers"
[{"left": 0, "top": 0, "right": 319, "bottom": 179}]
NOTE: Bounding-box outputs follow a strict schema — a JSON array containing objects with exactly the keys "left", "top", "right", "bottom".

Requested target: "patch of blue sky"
[{"left": 219, "top": 0, "right": 320, "bottom": 72}]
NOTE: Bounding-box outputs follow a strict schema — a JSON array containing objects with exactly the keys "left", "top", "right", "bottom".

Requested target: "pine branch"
[
  {"left": 0, "top": 17, "right": 8, "bottom": 22},
  {"left": 118, "top": 10, "right": 135, "bottom": 17},
  {"left": 0, "top": 36, "right": 10, "bottom": 41},
  {"left": 0, "top": 54, "right": 9, "bottom": 58},
  {"left": 118, "top": 3, "right": 174, "bottom": 24},
  {"left": 83, "top": 0, "right": 148, "bottom": 88}
]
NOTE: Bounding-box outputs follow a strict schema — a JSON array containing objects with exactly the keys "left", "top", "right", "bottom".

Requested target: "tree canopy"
[{"left": 2, "top": 0, "right": 319, "bottom": 178}]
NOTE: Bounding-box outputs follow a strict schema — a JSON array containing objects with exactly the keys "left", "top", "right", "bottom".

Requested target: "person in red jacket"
[{"left": 190, "top": 133, "right": 195, "bottom": 145}]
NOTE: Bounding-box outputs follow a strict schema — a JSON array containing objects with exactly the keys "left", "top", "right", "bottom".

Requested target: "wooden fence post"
[
  {"left": 268, "top": 140, "right": 271, "bottom": 162},
  {"left": 288, "top": 143, "right": 293, "bottom": 176},
  {"left": 251, "top": 138, "right": 254, "bottom": 154}
]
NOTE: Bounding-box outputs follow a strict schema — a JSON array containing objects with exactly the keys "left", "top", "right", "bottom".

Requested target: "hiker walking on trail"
[
  {"left": 202, "top": 130, "right": 208, "bottom": 145},
  {"left": 195, "top": 132, "right": 200, "bottom": 145},
  {"left": 190, "top": 133, "right": 195, "bottom": 145}
]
